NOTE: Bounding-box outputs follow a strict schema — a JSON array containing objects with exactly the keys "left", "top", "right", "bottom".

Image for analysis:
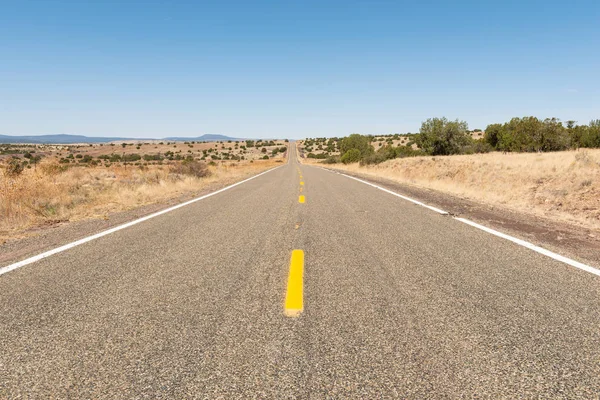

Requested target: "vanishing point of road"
[{"left": 2, "top": 145, "right": 600, "bottom": 398}]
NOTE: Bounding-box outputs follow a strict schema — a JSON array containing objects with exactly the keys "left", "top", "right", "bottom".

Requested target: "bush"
[
  {"left": 5, "top": 159, "right": 24, "bottom": 176},
  {"left": 341, "top": 148, "right": 361, "bottom": 164},
  {"left": 307, "top": 152, "right": 327, "bottom": 159},
  {"left": 416, "top": 117, "right": 471, "bottom": 155},
  {"left": 485, "top": 117, "right": 571, "bottom": 152},
  {"left": 394, "top": 145, "right": 425, "bottom": 158},
  {"left": 169, "top": 160, "right": 210, "bottom": 178},
  {"left": 339, "top": 134, "right": 374, "bottom": 159},
  {"left": 321, "top": 156, "right": 340, "bottom": 164},
  {"left": 122, "top": 153, "right": 141, "bottom": 162},
  {"left": 360, "top": 152, "right": 387, "bottom": 165},
  {"left": 580, "top": 120, "right": 600, "bottom": 148},
  {"left": 143, "top": 154, "right": 163, "bottom": 161}
]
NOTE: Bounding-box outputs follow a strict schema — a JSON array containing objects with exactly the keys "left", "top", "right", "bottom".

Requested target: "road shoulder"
[{"left": 316, "top": 165, "right": 600, "bottom": 268}]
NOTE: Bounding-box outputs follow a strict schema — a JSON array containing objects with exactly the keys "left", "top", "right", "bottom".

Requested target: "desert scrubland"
[{"left": 0, "top": 140, "right": 287, "bottom": 241}]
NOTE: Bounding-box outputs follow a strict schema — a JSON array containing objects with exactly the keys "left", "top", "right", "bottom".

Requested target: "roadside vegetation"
[
  {"left": 0, "top": 140, "right": 287, "bottom": 241},
  {"left": 298, "top": 116, "right": 600, "bottom": 230},
  {"left": 299, "top": 116, "right": 600, "bottom": 166}
]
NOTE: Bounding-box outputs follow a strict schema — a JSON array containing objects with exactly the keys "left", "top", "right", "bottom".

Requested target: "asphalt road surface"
[{"left": 2, "top": 146, "right": 600, "bottom": 398}]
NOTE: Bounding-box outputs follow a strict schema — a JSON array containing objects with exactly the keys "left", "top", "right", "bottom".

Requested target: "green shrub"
[
  {"left": 122, "top": 153, "right": 141, "bottom": 162},
  {"left": 394, "top": 145, "right": 425, "bottom": 158},
  {"left": 307, "top": 152, "right": 327, "bottom": 159},
  {"left": 416, "top": 117, "right": 471, "bottom": 155},
  {"left": 341, "top": 148, "right": 361, "bottom": 164},
  {"left": 143, "top": 154, "right": 163, "bottom": 161},
  {"left": 339, "top": 134, "right": 374, "bottom": 158}
]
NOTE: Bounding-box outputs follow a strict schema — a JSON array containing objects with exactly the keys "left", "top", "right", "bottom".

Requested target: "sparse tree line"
[
  {"left": 483, "top": 118, "right": 600, "bottom": 153},
  {"left": 308, "top": 116, "right": 600, "bottom": 165}
]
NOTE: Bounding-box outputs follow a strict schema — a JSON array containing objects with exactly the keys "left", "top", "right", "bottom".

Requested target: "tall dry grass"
[
  {"left": 0, "top": 160, "right": 281, "bottom": 240},
  {"left": 310, "top": 150, "right": 600, "bottom": 230}
]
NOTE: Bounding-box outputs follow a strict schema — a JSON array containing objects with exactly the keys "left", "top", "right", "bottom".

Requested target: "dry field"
[
  {"left": 303, "top": 149, "right": 600, "bottom": 231},
  {"left": 0, "top": 139, "right": 288, "bottom": 163},
  {"left": 0, "top": 141, "right": 287, "bottom": 241}
]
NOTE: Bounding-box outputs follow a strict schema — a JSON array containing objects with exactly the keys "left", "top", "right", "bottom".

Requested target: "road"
[{"left": 2, "top": 145, "right": 600, "bottom": 398}]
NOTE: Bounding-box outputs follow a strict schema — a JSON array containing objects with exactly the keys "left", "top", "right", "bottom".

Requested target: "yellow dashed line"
[
  {"left": 284, "top": 250, "right": 304, "bottom": 317},
  {"left": 299, "top": 195, "right": 305, "bottom": 203}
]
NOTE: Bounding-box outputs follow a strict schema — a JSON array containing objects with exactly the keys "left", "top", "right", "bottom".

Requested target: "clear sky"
[{"left": 1, "top": 0, "right": 599, "bottom": 139}]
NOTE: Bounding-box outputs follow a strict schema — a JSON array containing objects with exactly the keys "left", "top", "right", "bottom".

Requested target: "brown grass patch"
[{"left": 0, "top": 159, "right": 281, "bottom": 241}]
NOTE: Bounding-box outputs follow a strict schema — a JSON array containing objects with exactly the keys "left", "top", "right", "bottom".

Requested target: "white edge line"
[
  {"left": 455, "top": 217, "right": 600, "bottom": 277},
  {"left": 337, "top": 170, "right": 448, "bottom": 215},
  {"left": 0, "top": 165, "right": 284, "bottom": 277},
  {"left": 314, "top": 165, "right": 600, "bottom": 277}
]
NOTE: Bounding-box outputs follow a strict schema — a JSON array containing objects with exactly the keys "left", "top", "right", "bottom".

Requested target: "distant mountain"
[
  {"left": 164, "top": 134, "right": 245, "bottom": 142},
  {"left": 0, "top": 134, "right": 139, "bottom": 144},
  {"left": 0, "top": 133, "right": 247, "bottom": 144}
]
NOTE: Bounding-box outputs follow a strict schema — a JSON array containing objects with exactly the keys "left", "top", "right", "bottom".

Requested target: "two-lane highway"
[{"left": 2, "top": 145, "right": 600, "bottom": 398}]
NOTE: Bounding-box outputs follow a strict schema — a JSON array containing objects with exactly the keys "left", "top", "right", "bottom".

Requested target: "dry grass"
[
  {"left": 306, "top": 150, "right": 600, "bottom": 230},
  {"left": 0, "top": 159, "right": 282, "bottom": 241}
]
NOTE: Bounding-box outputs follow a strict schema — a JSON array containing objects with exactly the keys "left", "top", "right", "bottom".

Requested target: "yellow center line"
[
  {"left": 300, "top": 181, "right": 304, "bottom": 185},
  {"left": 284, "top": 250, "right": 304, "bottom": 317},
  {"left": 299, "top": 195, "right": 305, "bottom": 203}
]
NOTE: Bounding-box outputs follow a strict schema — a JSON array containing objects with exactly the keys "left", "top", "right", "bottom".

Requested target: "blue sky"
[{"left": 1, "top": 0, "right": 599, "bottom": 139}]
